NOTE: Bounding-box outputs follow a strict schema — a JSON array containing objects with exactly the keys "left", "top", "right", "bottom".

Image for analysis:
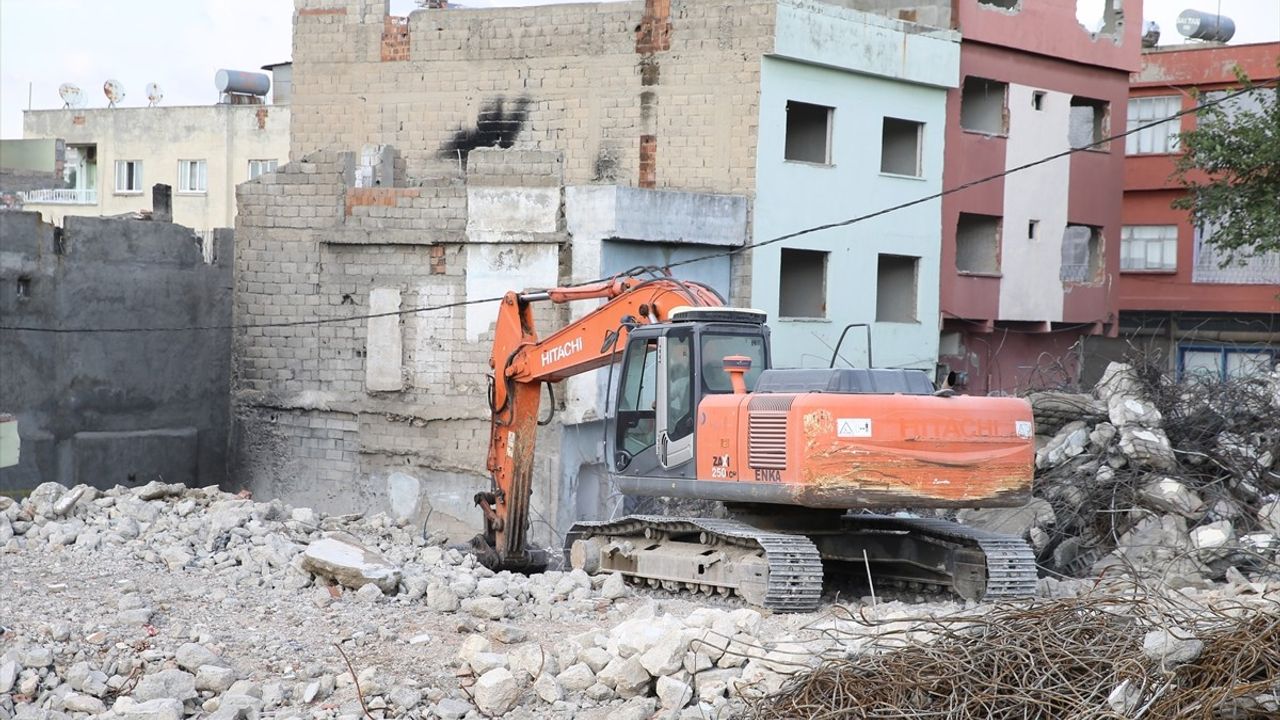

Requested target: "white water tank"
[{"left": 214, "top": 69, "right": 270, "bottom": 96}]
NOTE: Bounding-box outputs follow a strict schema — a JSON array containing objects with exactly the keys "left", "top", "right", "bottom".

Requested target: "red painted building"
[
  {"left": 936, "top": 0, "right": 1142, "bottom": 395},
  {"left": 1114, "top": 41, "right": 1280, "bottom": 380}
]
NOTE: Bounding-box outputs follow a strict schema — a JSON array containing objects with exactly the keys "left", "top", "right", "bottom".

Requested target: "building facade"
[
  {"left": 19, "top": 96, "right": 289, "bottom": 245},
  {"left": 1106, "top": 41, "right": 1279, "bottom": 380},
  {"left": 935, "top": 0, "right": 1141, "bottom": 395},
  {"left": 232, "top": 0, "right": 958, "bottom": 542}
]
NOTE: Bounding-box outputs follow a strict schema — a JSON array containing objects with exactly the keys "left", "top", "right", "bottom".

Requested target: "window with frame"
[
  {"left": 1180, "top": 345, "right": 1277, "bottom": 382},
  {"left": 784, "top": 101, "right": 833, "bottom": 164},
  {"left": 114, "top": 160, "right": 143, "bottom": 193},
  {"left": 178, "top": 159, "right": 208, "bottom": 193},
  {"left": 1126, "top": 96, "right": 1181, "bottom": 155},
  {"left": 248, "top": 159, "right": 278, "bottom": 180},
  {"left": 881, "top": 118, "right": 924, "bottom": 177},
  {"left": 1121, "top": 225, "right": 1177, "bottom": 271}
]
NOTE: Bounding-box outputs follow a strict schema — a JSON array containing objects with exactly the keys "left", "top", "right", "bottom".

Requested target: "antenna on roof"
[
  {"left": 59, "top": 83, "right": 85, "bottom": 109},
  {"left": 146, "top": 82, "right": 164, "bottom": 107},
  {"left": 103, "top": 79, "right": 125, "bottom": 108}
]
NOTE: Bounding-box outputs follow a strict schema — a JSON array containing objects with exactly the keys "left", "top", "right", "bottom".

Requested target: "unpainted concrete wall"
[{"left": 0, "top": 212, "right": 233, "bottom": 495}]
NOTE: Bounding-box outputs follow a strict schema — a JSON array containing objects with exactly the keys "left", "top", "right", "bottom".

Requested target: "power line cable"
[{"left": 2, "top": 81, "right": 1270, "bottom": 335}]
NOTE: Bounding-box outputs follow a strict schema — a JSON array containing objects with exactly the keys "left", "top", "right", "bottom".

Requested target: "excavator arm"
[{"left": 472, "top": 274, "right": 723, "bottom": 571}]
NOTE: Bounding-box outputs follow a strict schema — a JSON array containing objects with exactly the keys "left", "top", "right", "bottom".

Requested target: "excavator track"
[
  {"left": 565, "top": 516, "right": 824, "bottom": 613},
  {"left": 566, "top": 513, "right": 1038, "bottom": 612},
  {"left": 837, "top": 514, "right": 1039, "bottom": 600}
]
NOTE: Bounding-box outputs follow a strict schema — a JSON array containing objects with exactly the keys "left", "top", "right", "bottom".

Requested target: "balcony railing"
[{"left": 17, "top": 188, "right": 98, "bottom": 205}]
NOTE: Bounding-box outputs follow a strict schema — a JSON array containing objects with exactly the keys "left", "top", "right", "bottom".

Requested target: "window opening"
[
  {"left": 960, "top": 77, "right": 1008, "bottom": 135},
  {"left": 1032, "top": 91, "right": 1046, "bottom": 111},
  {"left": 881, "top": 117, "right": 923, "bottom": 176},
  {"left": 1061, "top": 224, "right": 1103, "bottom": 283},
  {"left": 876, "top": 254, "right": 919, "bottom": 322},
  {"left": 1028, "top": 220, "right": 1040, "bottom": 241},
  {"left": 1069, "top": 97, "right": 1109, "bottom": 149},
  {"left": 784, "top": 101, "right": 833, "bottom": 164},
  {"left": 248, "top": 159, "right": 278, "bottom": 180},
  {"left": 956, "top": 213, "right": 1001, "bottom": 274},
  {"left": 779, "top": 248, "right": 827, "bottom": 318}
]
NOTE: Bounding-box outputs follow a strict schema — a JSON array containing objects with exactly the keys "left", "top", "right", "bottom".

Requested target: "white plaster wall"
[
  {"left": 22, "top": 105, "right": 289, "bottom": 233},
  {"left": 464, "top": 244, "right": 560, "bottom": 342},
  {"left": 997, "top": 85, "right": 1071, "bottom": 321},
  {"left": 366, "top": 288, "right": 404, "bottom": 391},
  {"left": 465, "top": 187, "right": 561, "bottom": 242}
]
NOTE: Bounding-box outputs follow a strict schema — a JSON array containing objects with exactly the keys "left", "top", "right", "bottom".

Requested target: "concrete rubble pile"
[
  {"left": 1, "top": 479, "right": 852, "bottom": 720},
  {"left": 966, "top": 361, "right": 1280, "bottom": 587}
]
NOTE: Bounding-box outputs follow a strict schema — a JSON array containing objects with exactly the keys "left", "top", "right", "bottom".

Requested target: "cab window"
[
  {"left": 617, "top": 338, "right": 658, "bottom": 457},
  {"left": 701, "top": 334, "right": 767, "bottom": 394}
]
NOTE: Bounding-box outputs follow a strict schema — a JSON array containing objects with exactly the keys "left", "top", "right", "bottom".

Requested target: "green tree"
[{"left": 1172, "top": 76, "right": 1280, "bottom": 261}]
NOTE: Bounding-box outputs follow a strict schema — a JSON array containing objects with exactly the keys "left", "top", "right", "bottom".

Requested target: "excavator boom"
[{"left": 474, "top": 274, "right": 723, "bottom": 570}]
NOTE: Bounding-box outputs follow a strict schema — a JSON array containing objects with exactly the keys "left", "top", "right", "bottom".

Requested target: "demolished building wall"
[
  {"left": 289, "top": 0, "right": 771, "bottom": 197},
  {"left": 0, "top": 212, "right": 233, "bottom": 495}
]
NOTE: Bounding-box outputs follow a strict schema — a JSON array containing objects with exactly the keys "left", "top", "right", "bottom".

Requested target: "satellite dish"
[
  {"left": 146, "top": 82, "right": 164, "bottom": 107},
  {"left": 59, "top": 83, "right": 85, "bottom": 109},
  {"left": 103, "top": 79, "right": 125, "bottom": 107}
]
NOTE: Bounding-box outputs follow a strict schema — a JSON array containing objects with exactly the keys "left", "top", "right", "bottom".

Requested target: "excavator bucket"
[{"left": 468, "top": 534, "right": 550, "bottom": 574}]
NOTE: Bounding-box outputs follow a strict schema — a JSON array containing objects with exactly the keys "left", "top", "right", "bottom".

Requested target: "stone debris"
[
  {"left": 1, "top": 479, "right": 816, "bottom": 719},
  {"left": 300, "top": 532, "right": 402, "bottom": 594},
  {"left": 1004, "top": 361, "right": 1280, "bottom": 582}
]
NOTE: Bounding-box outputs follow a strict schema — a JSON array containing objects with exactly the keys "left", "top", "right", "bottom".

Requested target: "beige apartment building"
[{"left": 19, "top": 80, "right": 289, "bottom": 245}]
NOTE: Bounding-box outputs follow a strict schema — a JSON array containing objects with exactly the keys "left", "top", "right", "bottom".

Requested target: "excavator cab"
[{"left": 611, "top": 308, "right": 769, "bottom": 481}]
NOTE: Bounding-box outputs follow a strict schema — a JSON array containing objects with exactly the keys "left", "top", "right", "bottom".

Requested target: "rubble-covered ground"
[
  {"left": 3, "top": 479, "right": 977, "bottom": 720},
  {"left": 3, "top": 362, "right": 1278, "bottom": 720}
]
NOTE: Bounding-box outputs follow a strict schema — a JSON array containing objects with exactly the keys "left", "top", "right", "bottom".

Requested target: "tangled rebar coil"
[{"left": 749, "top": 586, "right": 1280, "bottom": 719}]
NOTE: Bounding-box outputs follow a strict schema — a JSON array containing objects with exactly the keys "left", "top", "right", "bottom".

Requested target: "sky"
[{"left": 1, "top": 0, "right": 1277, "bottom": 138}]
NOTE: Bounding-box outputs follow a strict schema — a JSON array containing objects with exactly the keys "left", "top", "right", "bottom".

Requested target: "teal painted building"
[{"left": 751, "top": 1, "right": 959, "bottom": 372}]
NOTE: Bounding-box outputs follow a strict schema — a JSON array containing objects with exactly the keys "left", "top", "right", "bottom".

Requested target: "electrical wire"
[{"left": 2, "top": 81, "right": 1270, "bottom": 336}]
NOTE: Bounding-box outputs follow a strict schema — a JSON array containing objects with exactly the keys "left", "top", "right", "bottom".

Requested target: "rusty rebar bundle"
[{"left": 749, "top": 589, "right": 1280, "bottom": 719}]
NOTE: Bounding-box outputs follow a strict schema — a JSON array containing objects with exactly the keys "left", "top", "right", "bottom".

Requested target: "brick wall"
[
  {"left": 232, "top": 146, "right": 569, "bottom": 538},
  {"left": 288, "top": 0, "right": 775, "bottom": 196}
]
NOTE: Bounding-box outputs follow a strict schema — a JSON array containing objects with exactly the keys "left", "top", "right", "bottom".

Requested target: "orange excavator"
[{"left": 472, "top": 271, "right": 1037, "bottom": 612}]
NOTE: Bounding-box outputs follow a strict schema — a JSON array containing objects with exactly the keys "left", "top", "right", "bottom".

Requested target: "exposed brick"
[
  {"left": 381, "top": 16, "right": 410, "bottom": 62},
  {"left": 638, "top": 134, "right": 657, "bottom": 189},
  {"left": 344, "top": 187, "right": 421, "bottom": 217},
  {"left": 635, "top": 0, "right": 672, "bottom": 54}
]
